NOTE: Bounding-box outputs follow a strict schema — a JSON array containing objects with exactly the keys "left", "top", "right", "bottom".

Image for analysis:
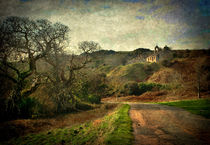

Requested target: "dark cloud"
[
  {"left": 136, "top": 16, "right": 145, "bottom": 20},
  {"left": 103, "top": 5, "right": 111, "bottom": 9},
  {"left": 156, "top": 0, "right": 210, "bottom": 43},
  {"left": 84, "top": 0, "right": 91, "bottom": 5},
  {"left": 0, "top": 0, "right": 209, "bottom": 50},
  {"left": 122, "top": 0, "right": 143, "bottom": 3},
  {"left": 20, "top": 0, "right": 31, "bottom": 2},
  {"left": 199, "top": 0, "right": 210, "bottom": 16},
  {"left": 122, "top": 0, "right": 154, "bottom": 3},
  {"left": 138, "top": 5, "right": 162, "bottom": 14},
  {"left": 60, "top": 0, "right": 65, "bottom": 4}
]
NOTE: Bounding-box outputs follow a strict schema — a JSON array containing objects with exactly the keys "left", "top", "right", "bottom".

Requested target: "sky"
[{"left": 0, "top": 0, "right": 210, "bottom": 51}]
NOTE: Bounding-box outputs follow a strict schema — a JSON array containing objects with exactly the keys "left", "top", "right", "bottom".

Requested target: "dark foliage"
[
  {"left": 122, "top": 82, "right": 166, "bottom": 96},
  {"left": 160, "top": 59, "right": 173, "bottom": 67},
  {"left": 124, "top": 82, "right": 140, "bottom": 95}
]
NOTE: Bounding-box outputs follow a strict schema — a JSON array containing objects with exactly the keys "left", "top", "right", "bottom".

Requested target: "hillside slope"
[
  {"left": 107, "top": 62, "right": 160, "bottom": 82},
  {"left": 103, "top": 51, "right": 210, "bottom": 102}
]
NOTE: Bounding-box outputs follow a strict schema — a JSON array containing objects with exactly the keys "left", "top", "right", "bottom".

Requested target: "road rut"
[{"left": 129, "top": 103, "right": 210, "bottom": 145}]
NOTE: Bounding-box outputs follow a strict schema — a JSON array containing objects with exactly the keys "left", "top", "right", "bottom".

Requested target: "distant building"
[
  {"left": 146, "top": 54, "right": 159, "bottom": 62},
  {"left": 146, "top": 45, "right": 160, "bottom": 63}
]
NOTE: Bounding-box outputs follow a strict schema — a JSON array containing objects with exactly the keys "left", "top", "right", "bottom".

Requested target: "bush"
[
  {"left": 138, "top": 83, "right": 155, "bottom": 94},
  {"left": 160, "top": 59, "right": 172, "bottom": 67},
  {"left": 88, "top": 94, "right": 101, "bottom": 104},
  {"left": 124, "top": 82, "right": 141, "bottom": 95},
  {"left": 138, "top": 83, "right": 168, "bottom": 94},
  {"left": 122, "top": 82, "right": 168, "bottom": 96},
  {"left": 0, "top": 97, "right": 42, "bottom": 120},
  {"left": 19, "top": 97, "right": 41, "bottom": 118},
  {"left": 75, "top": 100, "right": 92, "bottom": 110}
]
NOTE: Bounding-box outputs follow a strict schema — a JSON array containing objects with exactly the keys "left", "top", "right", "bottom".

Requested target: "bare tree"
[
  {"left": 194, "top": 57, "right": 210, "bottom": 99},
  {"left": 44, "top": 41, "right": 100, "bottom": 113},
  {"left": 0, "top": 16, "right": 70, "bottom": 118},
  {"left": 163, "top": 45, "right": 171, "bottom": 51}
]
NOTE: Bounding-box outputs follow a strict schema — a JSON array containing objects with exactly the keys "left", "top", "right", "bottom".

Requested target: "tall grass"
[{"left": 2, "top": 104, "right": 133, "bottom": 145}]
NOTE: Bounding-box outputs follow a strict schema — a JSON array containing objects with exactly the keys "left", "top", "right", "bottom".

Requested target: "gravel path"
[{"left": 129, "top": 103, "right": 210, "bottom": 145}]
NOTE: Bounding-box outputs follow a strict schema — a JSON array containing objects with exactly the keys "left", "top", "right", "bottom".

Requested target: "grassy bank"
[
  {"left": 2, "top": 104, "right": 133, "bottom": 145},
  {"left": 104, "top": 104, "right": 133, "bottom": 145},
  {"left": 159, "top": 99, "right": 210, "bottom": 118},
  {"left": 0, "top": 104, "right": 116, "bottom": 142}
]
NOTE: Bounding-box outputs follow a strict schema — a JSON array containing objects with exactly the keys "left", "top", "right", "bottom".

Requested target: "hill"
[
  {"left": 102, "top": 48, "right": 210, "bottom": 101},
  {"left": 88, "top": 48, "right": 152, "bottom": 68}
]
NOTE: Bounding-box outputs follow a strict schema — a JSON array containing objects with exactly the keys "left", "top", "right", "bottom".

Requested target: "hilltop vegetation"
[{"left": 102, "top": 48, "right": 210, "bottom": 102}]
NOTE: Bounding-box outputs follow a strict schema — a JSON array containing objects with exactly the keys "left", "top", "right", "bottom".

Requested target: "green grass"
[
  {"left": 108, "top": 62, "right": 160, "bottom": 82},
  {"left": 98, "top": 65, "right": 114, "bottom": 73},
  {"left": 2, "top": 104, "right": 133, "bottom": 145},
  {"left": 159, "top": 99, "right": 210, "bottom": 118},
  {"left": 104, "top": 104, "right": 133, "bottom": 145}
]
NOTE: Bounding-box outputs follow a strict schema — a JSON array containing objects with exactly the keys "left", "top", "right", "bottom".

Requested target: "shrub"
[
  {"left": 123, "top": 82, "right": 165, "bottom": 96},
  {"left": 121, "top": 82, "right": 169, "bottom": 96},
  {"left": 138, "top": 83, "right": 154, "bottom": 94},
  {"left": 75, "top": 100, "right": 92, "bottom": 110},
  {"left": 18, "top": 97, "right": 41, "bottom": 118},
  {"left": 160, "top": 59, "right": 172, "bottom": 67},
  {"left": 88, "top": 94, "right": 101, "bottom": 104},
  {"left": 124, "top": 82, "right": 141, "bottom": 95},
  {"left": 138, "top": 83, "right": 168, "bottom": 95},
  {"left": 0, "top": 96, "right": 43, "bottom": 121}
]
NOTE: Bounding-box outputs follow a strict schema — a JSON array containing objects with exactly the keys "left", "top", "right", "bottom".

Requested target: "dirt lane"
[{"left": 129, "top": 103, "right": 210, "bottom": 145}]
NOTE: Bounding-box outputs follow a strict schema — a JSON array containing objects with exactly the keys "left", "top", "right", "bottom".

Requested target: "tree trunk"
[{"left": 197, "top": 75, "right": 201, "bottom": 99}]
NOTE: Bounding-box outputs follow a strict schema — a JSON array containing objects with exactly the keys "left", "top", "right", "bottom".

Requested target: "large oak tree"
[{"left": 0, "top": 16, "right": 69, "bottom": 118}]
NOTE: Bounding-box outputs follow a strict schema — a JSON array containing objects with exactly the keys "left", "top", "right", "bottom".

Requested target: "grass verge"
[
  {"left": 0, "top": 103, "right": 116, "bottom": 142},
  {"left": 2, "top": 104, "right": 133, "bottom": 145},
  {"left": 104, "top": 104, "right": 133, "bottom": 145},
  {"left": 159, "top": 99, "right": 210, "bottom": 118}
]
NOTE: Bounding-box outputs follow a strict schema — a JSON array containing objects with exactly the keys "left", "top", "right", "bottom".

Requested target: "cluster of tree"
[
  {"left": 172, "top": 49, "right": 210, "bottom": 58},
  {"left": 0, "top": 16, "right": 102, "bottom": 121},
  {"left": 154, "top": 45, "right": 171, "bottom": 52},
  {"left": 121, "top": 82, "right": 166, "bottom": 96}
]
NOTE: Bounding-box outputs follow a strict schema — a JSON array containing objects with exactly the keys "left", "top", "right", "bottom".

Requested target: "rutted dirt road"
[{"left": 129, "top": 103, "right": 210, "bottom": 145}]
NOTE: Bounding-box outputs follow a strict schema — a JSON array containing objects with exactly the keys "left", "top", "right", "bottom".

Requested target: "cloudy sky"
[{"left": 0, "top": 0, "right": 210, "bottom": 51}]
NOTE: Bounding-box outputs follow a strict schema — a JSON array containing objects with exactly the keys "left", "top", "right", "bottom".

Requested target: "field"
[{"left": 159, "top": 99, "right": 210, "bottom": 118}]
